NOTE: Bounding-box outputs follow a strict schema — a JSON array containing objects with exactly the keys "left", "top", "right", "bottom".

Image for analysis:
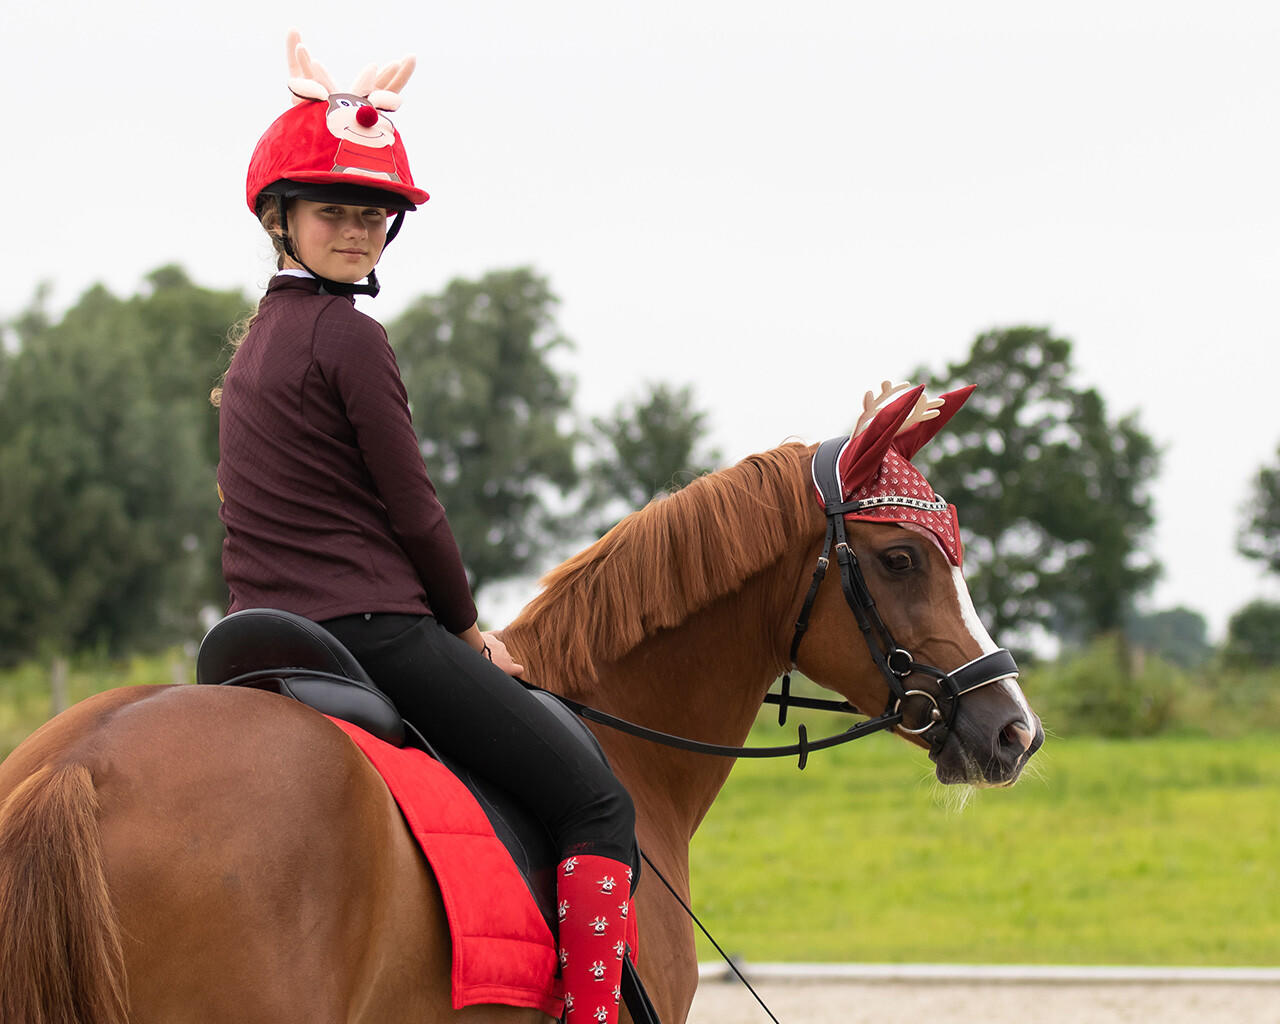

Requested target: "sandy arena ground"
[{"left": 687, "top": 978, "right": 1280, "bottom": 1024}]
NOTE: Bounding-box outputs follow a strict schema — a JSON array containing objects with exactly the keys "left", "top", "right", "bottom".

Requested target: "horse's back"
[{"left": 0, "top": 684, "right": 512, "bottom": 1023}]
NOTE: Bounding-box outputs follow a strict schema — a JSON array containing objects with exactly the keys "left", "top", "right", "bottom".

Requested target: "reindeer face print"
[
  {"left": 326, "top": 94, "right": 395, "bottom": 150},
  {"left": 323, "top": 94, "right": 404, "bottom": 183}
]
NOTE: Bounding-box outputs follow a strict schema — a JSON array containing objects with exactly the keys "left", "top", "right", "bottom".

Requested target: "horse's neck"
[{"left": 589, "top": 563, "right": 791, "bottom": 846}]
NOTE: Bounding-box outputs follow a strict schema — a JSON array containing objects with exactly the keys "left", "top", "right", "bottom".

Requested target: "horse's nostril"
[{"left": 1001, "top": 720, "right": 1035, "bottom": 753}]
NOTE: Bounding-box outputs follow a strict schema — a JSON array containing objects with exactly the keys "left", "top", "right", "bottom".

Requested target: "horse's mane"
[{"left": 504, "top": 442, "right": 818, "bottom": 694}]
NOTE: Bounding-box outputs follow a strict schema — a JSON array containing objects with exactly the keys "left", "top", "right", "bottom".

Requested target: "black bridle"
[
  {"left": 781, "top": 436, "right": 1019, "bottom": 757},
  {"left": 552, "top": 437, "right": 1019, "bottom": 768}
]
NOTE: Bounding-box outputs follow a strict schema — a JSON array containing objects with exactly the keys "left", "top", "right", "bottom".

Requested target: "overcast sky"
[{"left": 5, "top": 0, "right": 1278, "bottom": 639}]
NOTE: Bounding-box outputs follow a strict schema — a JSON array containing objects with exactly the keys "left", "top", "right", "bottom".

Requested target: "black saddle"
[{"left": 195, "top": 608, "right": 611, "bottom": 928}]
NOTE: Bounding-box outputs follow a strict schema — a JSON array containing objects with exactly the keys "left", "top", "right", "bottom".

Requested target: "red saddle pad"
[{"left": 326, "top": 717, "right": 562, "bottom": 1016}]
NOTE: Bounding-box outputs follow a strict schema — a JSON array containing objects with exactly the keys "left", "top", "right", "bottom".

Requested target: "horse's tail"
[{"left": 0, "top": 763, "right": 129, "bottom": 1024}]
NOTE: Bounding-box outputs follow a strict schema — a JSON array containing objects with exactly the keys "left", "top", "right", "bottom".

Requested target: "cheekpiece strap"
[{"left": 808, "top": 436, "right": 907, "bottom": 708}]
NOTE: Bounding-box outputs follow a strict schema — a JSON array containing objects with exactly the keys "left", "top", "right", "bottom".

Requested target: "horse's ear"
[
  {"left": 893, "top": 384, "right": 976, "bottom": 460},
  {"left": 837, "top": 385, "right": 927, "bottom": 495}
]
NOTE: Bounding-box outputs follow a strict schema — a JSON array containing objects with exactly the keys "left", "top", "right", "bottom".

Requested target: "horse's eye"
[{"left": 882, "top": 548, "right": 915, "bottom": 573}]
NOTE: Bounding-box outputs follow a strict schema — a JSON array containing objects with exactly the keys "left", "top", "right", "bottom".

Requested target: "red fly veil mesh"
[{"left": 821, "top": 382, "right": 976, "bottom": 567}]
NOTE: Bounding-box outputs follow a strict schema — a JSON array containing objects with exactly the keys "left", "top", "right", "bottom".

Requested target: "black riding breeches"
[{"left": 319, "top": 613, "right": 636, "bottom": 866}]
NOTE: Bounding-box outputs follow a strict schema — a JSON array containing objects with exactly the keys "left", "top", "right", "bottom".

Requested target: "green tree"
[
  {"left": 1238, "top": 443, "right": 1280, "bottom": 575},
  {"left": 388, "top": 268, "right": 580, "bottom": 594},
  {"left": 1124, "top": 606, "right": 1212, "bottom": 668},
  {"left": 912, "top": 326, "right": 1161, "bottom": 648},
  {"left": 1221, "top": 599, "right": 1280, "bottom": 668},
  {"left": 0, "top": 270, "right": 249, "bottom": 663},
  {"left": 584, "top": 381, "right": 722, "bottom": 533}
]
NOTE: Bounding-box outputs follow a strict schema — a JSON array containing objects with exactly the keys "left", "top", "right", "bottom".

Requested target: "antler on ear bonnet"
[
  {"left": 818, "top": 381, "right": 975, "bottom": 566},
  {"left": 246, "top": 30, "right": 429, "bottom": 214}
]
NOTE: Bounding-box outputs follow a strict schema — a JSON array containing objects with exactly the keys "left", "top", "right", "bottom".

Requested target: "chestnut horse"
[{"left": 0, "top": 436, "right": 1041, "bottom": 1024}]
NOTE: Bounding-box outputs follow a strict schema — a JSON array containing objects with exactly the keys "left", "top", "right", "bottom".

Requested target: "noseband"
[{"left": 781, "top": 437, "right": 1018, "bottom": 757}]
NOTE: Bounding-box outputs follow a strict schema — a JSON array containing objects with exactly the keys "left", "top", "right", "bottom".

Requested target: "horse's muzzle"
[{"left": 932, "top": 702, "right": 1044, "bottom": 787}]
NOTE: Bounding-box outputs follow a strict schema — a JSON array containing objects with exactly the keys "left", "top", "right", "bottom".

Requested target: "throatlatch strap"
[
  {"left": 787, "top": 522, "right": 832, "bottom": 667},
  {"left": 781, "top": 436, "right": 846, "bottom": 724}
]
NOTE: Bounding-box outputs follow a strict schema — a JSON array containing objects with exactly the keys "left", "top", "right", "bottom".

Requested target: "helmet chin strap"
[{"left": 275, "top": 197, "right": 406, "bottom": 299}]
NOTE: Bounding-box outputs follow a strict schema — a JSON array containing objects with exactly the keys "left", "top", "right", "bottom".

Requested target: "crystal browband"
[{"left": 848, "top": 494, "right": 950, "bottom": 513}]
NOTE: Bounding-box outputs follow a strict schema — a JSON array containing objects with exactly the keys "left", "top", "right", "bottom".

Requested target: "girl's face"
[{"left": 283, "top": 200, "right": 388, "bottom": 283}]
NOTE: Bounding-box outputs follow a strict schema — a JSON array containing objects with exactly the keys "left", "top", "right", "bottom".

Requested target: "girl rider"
[{"left": 213, "top": 38, "right": 636, "bottom": 1022}]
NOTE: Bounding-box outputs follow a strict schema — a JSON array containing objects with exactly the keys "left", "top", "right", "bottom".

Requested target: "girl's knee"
[
  {"left": 557, "top": 772, "right": 636, "bottom": 861},
  {"left": 601, "top": 775, "right": 636, "bottom": 834}
]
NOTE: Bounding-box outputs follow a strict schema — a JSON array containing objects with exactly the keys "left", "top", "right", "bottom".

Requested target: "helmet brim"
[{"left": 258, "top": 178, "right": 421, "bottom": 212}]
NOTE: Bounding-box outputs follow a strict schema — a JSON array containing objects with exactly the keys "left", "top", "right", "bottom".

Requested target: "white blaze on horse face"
[
  {"left": 946, "top": 562, "right": 997, "bottom": 656},
  {"left": 899, "top": 522, "right": 1035, "bottom": 722},
  {"left": 949, "top": 563, "right": 1036, "bottom": 724}
]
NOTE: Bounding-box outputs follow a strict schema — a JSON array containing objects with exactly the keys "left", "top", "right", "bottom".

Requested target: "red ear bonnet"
[{"left": 822, "top": 383, "right": 975, "bottom": 566}]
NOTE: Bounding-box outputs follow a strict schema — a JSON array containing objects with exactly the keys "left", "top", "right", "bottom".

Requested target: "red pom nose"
[{"left": 355, "top": 105, "right": 379, "bottom": 128}]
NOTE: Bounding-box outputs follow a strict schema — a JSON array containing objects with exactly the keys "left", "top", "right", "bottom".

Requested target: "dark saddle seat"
[
  {"left": 195, "top": 607, "right": 611, "bottom": 927},
  {"left": 196, "top": 607, "right": 406, "bottom": 743}
]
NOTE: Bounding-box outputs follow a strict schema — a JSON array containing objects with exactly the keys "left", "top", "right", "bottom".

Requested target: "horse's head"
[{"left": 789, "top": 382, "right": 1043, "bottom": 787}]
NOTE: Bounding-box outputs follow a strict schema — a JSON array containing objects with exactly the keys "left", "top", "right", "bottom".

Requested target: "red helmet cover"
[{"left": 246, "top": 100, "right": 429, "bottom": 213}]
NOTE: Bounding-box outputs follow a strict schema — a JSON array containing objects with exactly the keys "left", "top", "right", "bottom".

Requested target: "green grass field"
[{"left": 688, "top": 727, "right": 1280, "bottom": 965}]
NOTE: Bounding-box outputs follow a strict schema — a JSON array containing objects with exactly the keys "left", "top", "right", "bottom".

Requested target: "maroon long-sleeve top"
[{"left": 217, "top": 274, "right": 478, "bottom": 632}]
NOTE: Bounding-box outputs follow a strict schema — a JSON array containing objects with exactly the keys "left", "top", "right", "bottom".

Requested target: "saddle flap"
[{"left": 284, "top": 677, "right": 406, "bottom": 747}]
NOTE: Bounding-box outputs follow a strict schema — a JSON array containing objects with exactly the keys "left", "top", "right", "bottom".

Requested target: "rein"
[
  {"left": 547, "top": 688, "right": 897, "bottom": 771},
  {"left": 549, "top": 437, "right": 1019, "bottom": 767}
]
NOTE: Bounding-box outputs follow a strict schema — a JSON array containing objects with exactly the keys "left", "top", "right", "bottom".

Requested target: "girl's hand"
[
  {"left": 480, "top": 632, "right": 525, "bottom": 677},
  {"left": 457, "top": 623, "right": 525, "bottom": 677}
]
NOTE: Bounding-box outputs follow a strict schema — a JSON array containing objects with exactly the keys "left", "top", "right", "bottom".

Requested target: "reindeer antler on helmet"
[{"left": 284, "top": 30, "right": 417, "bottom": 112}]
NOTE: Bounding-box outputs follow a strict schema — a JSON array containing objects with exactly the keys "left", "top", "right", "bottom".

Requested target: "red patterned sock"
[{"left": 556, "top": 854, "right": 633, "bottom": 1023}]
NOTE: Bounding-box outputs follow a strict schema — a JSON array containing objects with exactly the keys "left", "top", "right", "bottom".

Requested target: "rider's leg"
[{"left": 320, "top": 612, "right": 637, "bottom": 1021}]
